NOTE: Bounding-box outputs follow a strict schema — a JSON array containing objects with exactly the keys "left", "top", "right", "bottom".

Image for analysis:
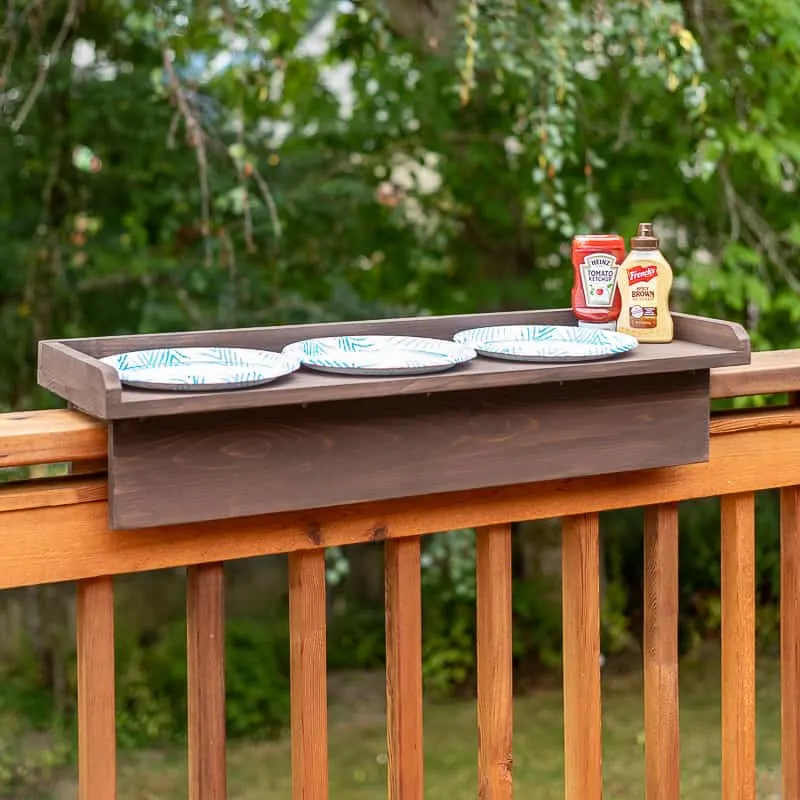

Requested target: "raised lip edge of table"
[{"left": 37, "top": 308, "right": 750, "bottom": 421}]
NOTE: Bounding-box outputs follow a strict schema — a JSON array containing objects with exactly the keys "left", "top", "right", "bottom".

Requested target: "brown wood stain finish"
[
  {"left": 561, "top": 513, "right": 602, "bottom": 800},
  {"left": 107, "top": 371, "right": 709, "bottom": 529},
  {"left": 288, "top": 550, "right": 329, "bottom": 800},
  {"left": 37, "top": 310, "right": 749, "bottom": 420},
  {"left": 187, "top": 563, "right": 227, "bottom": 800},
  {"left": 385, "top": 537, "right": 424, "bottom": 800},
  {"left": 643, "top": 504, "right": 680, "bottom": 800},
  {"left": 77, "top": 576, "right": 117, "bottom": 800},
  {"left": 720, "top": 493, "right": 756, "bottom": 800},
  {"left": 781, "top": 486, "right": 800, "bottom": 800},
  {"left": 476, "top": 524, "right": 513, "bottom": 799}
]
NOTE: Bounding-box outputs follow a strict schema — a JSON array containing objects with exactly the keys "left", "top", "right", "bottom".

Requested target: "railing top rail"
[{"left": 710, "top": 349, "right": 800, "bottom": 398}]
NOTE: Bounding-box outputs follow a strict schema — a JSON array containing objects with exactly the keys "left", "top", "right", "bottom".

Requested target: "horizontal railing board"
[
  {"left": 711, "top": 349, "right": 800, "bottom": 399},
  {"left": 0, "top": 407, "right": 798, "bottom": 590},
  {"left": 0, "top": 409, "right": 106, "bottom": 468}
]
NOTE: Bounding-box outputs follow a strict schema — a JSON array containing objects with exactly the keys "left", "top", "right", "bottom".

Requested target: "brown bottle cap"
[{"left": 631, "top": 222, "right": 659, "bottom": 250}]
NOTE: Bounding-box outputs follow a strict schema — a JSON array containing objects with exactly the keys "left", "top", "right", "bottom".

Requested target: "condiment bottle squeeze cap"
[{"left": 631, "top": 222, "right": 659, "bottom": 249}]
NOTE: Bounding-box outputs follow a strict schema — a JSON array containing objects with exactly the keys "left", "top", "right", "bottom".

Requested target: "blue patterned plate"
[
  {"left": 100, "top": 347, "right": 301, "bottom": 391},
  {"left": 282, "top": 335, "right": 477, "bottom": 376},
  {"left": 453, "top": 325, "right": 638, "bottom": 363}
]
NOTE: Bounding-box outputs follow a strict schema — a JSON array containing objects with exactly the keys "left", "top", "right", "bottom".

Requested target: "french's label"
[
  {"left": 627, "top": 263, "right": 659, "bottom": 328},
  {"left": 580, "top": 252, "right": 619, "bottom": 308},
  {"left": 627, "top": 265, "right": 658, "bottom": 285}
]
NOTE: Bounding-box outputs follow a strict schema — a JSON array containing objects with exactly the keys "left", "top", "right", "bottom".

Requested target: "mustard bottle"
[{"left": 616, "top": 222, "right": 674, "bottom": 343}]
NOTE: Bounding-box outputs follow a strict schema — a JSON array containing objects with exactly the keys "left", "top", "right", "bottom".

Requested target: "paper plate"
[
  {"left": 283, "top": 335, "right": 477, "bottom": 376},
  {"left": 453, "top": 325, "right": 638, "bottom": 363},
  {"left": 101, "top": 347, "right": 300, "bottom": 391}
]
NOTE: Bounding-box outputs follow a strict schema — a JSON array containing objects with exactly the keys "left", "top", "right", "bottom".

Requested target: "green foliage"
[
  {"left": 0, "top": 0, "right": 780, "bottom": 410},
  {"left": 0, "top": 616, "right": 292, "bottom": 752},
  {"left": 327, "top": 605, "right": 386, "bottom": 671},
  {"left": 115, "top": 618, "right": 291, "bottom": 747},
  {"left": 603, "top": 493, "right": 782, "bottom": 656},
  {"left": 419, "top": 530, "right": 562, "bottom": 697},
  {"left": 0, "top": 716, "right": 70, "bottom": 799}
]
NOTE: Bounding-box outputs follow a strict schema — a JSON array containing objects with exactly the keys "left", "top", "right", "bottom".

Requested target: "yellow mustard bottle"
[{"left": 616, "top": 222, "right": 674, "bottom": 343}]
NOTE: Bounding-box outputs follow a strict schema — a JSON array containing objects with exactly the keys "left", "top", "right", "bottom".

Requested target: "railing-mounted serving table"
[{"left": 37, "top": 308, "right": 750, "bottom": 530}]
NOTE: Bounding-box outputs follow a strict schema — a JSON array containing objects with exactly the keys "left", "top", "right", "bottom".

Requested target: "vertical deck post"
[
  {"left": 720, "top": 493, "right": 756, "bottom": 800},
  {"left": 77, "top": 575, "right": 117, "bottom": 800},
  {"left": 781, "top": 486, "right": 800, "bottom": 799},
  {"left": 476, "top": 523, "right": 513, "bottom": 798},
  {"left": 643, "top": 504, "right": 680, "bottom": 799},
  {"left": 562, "top": 513, "right": 602, "bottom": 800},
  {"left": 187, "top": 563, "right": 227, "bottom": 800},
  {"left": 385, "top": 537, "right": 424, "bottom": 800},
  {"left": 289, "top": 549, "right": 329, "bottom": 800}
]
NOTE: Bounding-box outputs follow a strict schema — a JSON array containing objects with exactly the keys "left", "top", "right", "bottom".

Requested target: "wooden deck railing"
[{"left": 2, "top": 350, "right": 800, "bottom": 799}]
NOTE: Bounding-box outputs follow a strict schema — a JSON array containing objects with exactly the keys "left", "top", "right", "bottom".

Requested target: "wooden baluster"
[
  {"left": 781, "top": 486, "right": 800, "bottom": 799},
  {"left": 77, "top": 576, "right": 117, "bottom": 800},
  {"left": 187, "top": 563, "right": 227, "bottom": 800},
  {"left": 643, "top": 504, "right": 680, "bottom": 799},
  {"left": 562, "top": 513, "right": 602, "bottom": 800},
  {"left": 385, "top": 537, "right": 424, "bottom": 800},
  {"left": 289, "top": 550, "right": 328, "bottom": 800},
  {"left": 720, "top": 493, "right": 756, "bottom": 800},
  {"left": 476, "top": 523, "right": 513, "bottom": 799}
]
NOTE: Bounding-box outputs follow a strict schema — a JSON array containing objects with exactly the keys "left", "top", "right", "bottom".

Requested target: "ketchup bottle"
[{"left": 571, "top": 234, "right": 626, "bottom": 330}]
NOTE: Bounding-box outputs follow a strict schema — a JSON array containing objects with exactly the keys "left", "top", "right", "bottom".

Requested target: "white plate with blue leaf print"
[
  {"left": 101, "top": 347, "right": 301, "bottom": 391},
  {"left": 453, "top": 325, "right": 638, "bottom": 363},
  {"left": 282, "top": 335, "right": 477, "bottom": 376}
]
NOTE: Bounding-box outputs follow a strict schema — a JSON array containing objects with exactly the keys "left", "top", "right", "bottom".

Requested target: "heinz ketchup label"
[
  {"left": 579, "top": 253, "right": 619, "bottom": 307},
  {"left": 571, "top": 234, "right": 626, "bottom": 326}
]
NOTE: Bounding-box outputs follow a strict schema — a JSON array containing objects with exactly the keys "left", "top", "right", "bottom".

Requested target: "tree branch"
[
  {"left": 11, "top": 0, "right": 79, "bottom": 131},
  {"left": 162, "top": 47, "right": 213, "bottom": 267}
]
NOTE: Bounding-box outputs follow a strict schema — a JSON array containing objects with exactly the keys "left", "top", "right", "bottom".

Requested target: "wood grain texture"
[
  {"left": 187, "top": 563, "right": 227, "bottom": 800},
  {"left": 0, "top": 409, "right": 106, "bottom": 468},
  {"left": 712, "top": 349, "right": 800, "bottom": 399},
  {"left": 720, "top": 493, "right": 756, "bottom": 800},
  {"left": 37, "top": 340, "right": 121, "bottom": 419},
  {"left": 0, "top": 476, "right": 106, "bottom": 513},
  {"left": 561, "top": 513, "right": 602, "bottom": 800},
  {"left": 1, "top": 409, "right": 800, "bottom": 589},
  {"left": 107, "top": 371, "right": 709, "bottom": 529},
  {"left": 781, "top": 486, "right": 800, "bottom": 800},
  {"left": 385, "top": 537, "right": 424, "bottom": 800},
  {"left": 77, "top": 576, "right": 116, "bottom": 800},
  {"left": 643, "top": 504, "right": 680, "bottom": 800},
  {"left": 38, "top": 309, "right": 748, "bottom": 420},
  {"left": 288, "top": 550, "right": 328, "bottom": 800},
  {"left": 476, "top": 524, "right": 513, "bottom": 799}
]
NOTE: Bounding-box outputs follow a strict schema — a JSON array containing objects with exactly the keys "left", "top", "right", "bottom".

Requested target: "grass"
[{"left": 54, "top": 645, "right": 782, "bottom": 799}]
